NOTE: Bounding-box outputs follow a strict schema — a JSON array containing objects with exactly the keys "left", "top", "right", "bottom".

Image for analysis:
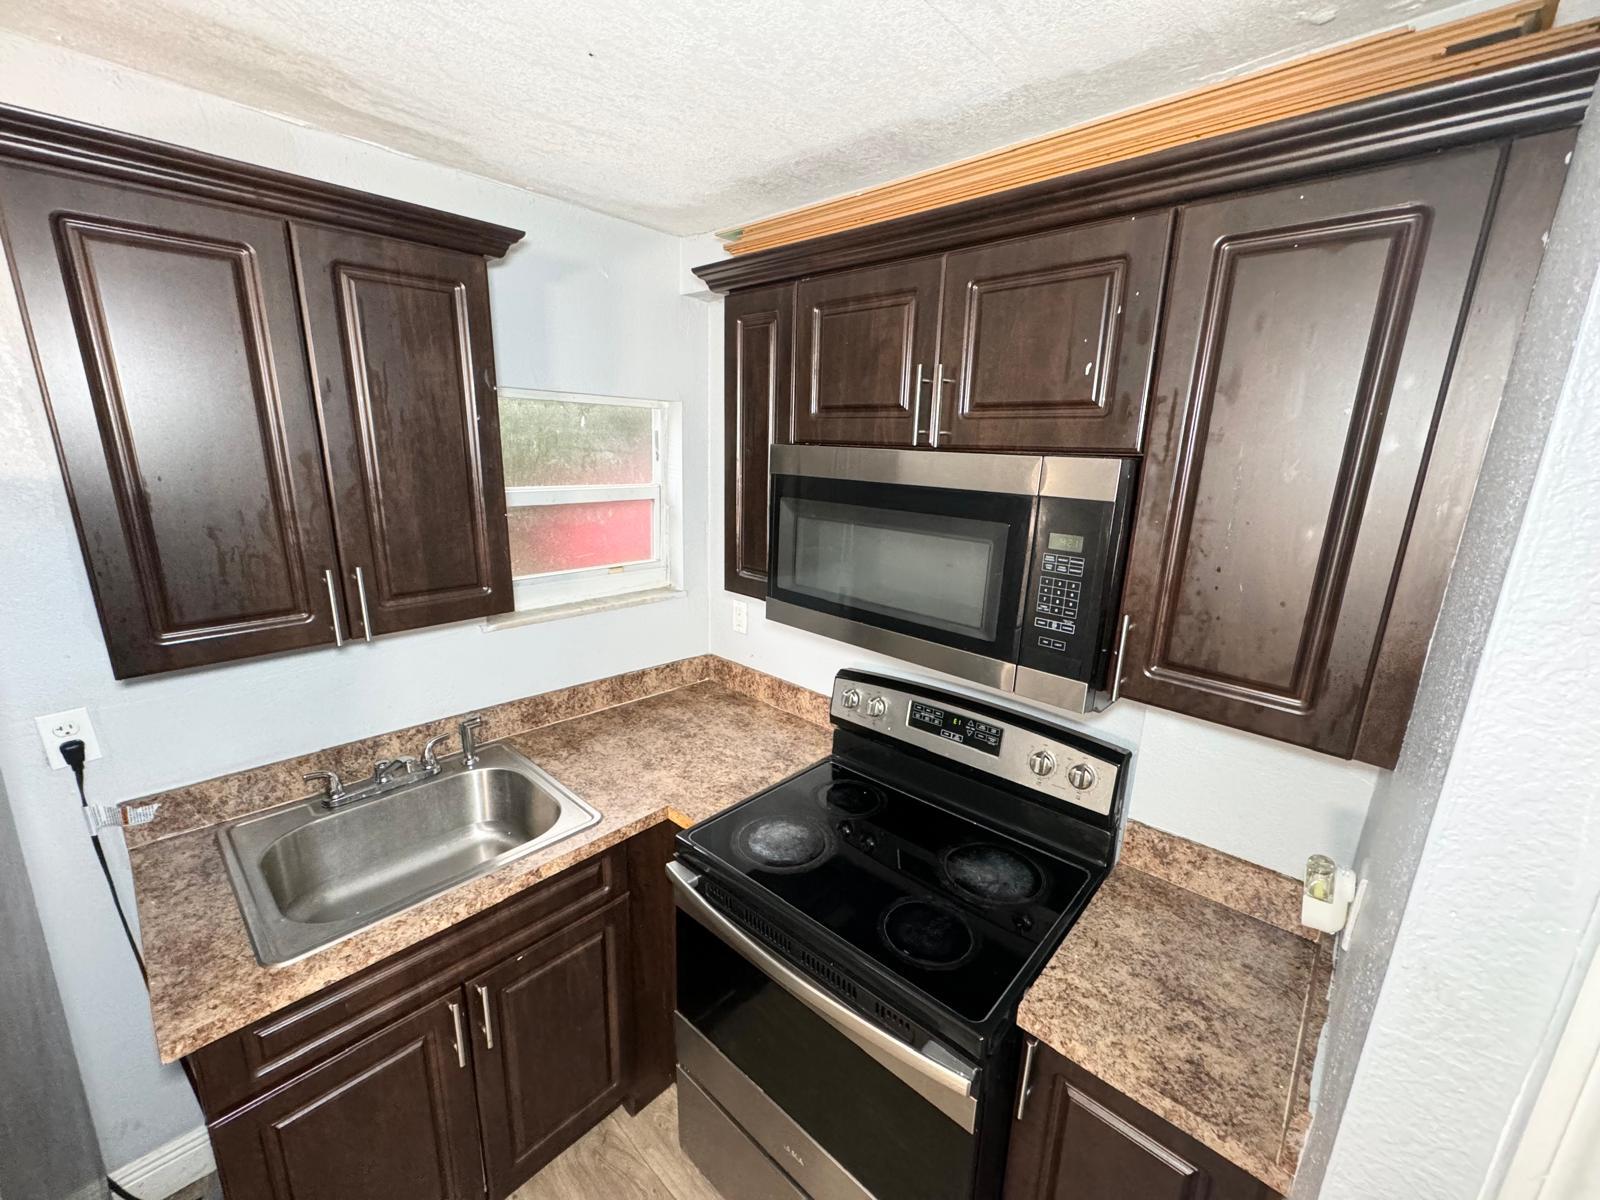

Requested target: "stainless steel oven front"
[
  {"left": 670, "top": 862, "right": 982, "bottom": 1200},
  {"left": 765, "top": 445, "right": 1137, "bottom": 713}
]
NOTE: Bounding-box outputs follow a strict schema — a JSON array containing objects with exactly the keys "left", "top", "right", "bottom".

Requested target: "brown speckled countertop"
[
  {"left": 130, "top": 679, "right": 829, "bottom": 1064},
  {"left": 126, "top": 656, "right": 1320, "bottom": 1194},
  {"left": 1017, "top": 867, "right": 1327, "bottom": 1193}
]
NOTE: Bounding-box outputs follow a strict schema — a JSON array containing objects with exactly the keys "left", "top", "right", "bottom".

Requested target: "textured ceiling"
[{"left": 0, "top": 0, "right": 1473, "bottom": 234}]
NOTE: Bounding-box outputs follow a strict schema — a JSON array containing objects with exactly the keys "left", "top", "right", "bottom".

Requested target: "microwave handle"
[
  {"left": 1111, "top": 613, "right": 1132, "bottom": 703},
  {"left": 667, "top": 861, "right": 979, "bottom": 1131}
]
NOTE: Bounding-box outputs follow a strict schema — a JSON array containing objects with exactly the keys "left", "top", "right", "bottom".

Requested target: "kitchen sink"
[{"left": 218, "top": 743, "right": 601, "bottom": 966}]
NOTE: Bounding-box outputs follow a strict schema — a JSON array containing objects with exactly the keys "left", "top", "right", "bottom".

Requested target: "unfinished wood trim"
[{"left": 718, "top": 2, "right": 1598, "bottom": 257}]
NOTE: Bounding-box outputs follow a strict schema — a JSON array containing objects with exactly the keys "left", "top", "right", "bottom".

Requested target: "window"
[{"left": 497, "top": 388, "right": 673, "bottom": 611}]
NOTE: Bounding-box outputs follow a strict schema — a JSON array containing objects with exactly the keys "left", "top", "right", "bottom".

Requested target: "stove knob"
[
  {"left": 841, "top": 688, "right": 861, "bottom": 710},
  {"left": 1066, "top": 762, "right": 1098, "bottom": 791},
  {"left": 866, "top": 695, "right": 888, "bottom": 718},
  {"left": 1014, "top": 912, "right": 1035, "bottom": 934},
  {"left": 1027, "top": 750, "right": 1057, "bottom": 778},
  {"left": 862, "top": 833, "right": 877, "bottom": 852}
]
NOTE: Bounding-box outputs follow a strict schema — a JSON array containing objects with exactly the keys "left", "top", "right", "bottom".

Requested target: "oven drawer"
[{"left": 676, "top": 1065, "right": 808, "bottom": 1200}]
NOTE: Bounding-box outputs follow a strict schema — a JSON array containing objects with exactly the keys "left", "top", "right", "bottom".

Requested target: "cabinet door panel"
[
  {"left": 939, "top": 212, "right": 1171, "bottom": 452},
  {"left": 294, "top": 225, "right": 512, "bottom": 634},
  {"left": 724, "top": 283, "right": 792, "bottom": 596},
  {"left": 209, "top": 997, "right": 483, "bottom": 1200},
  {"left": 1004, "top": 1041, "right": 1279, "bottom": 1200},
  {"left": 0, "top": 166, "right": 343, "bottom": 676},
  {"left": 470, "top": 899, "right": 632, "bottom": 1198},
  {"left": 793, "top": 258, "right": 942, "bottom": 446},
  {"left": 1117, "top": 147, "right": 1503, "bottom": 759}
]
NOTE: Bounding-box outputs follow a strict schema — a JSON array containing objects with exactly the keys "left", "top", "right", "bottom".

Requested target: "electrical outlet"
[
  {"left": 731, "top": 600, "right": 748, "bottom": 635},
  {"left": 35, "top": 707, "right": 103, "bottom": 770}
]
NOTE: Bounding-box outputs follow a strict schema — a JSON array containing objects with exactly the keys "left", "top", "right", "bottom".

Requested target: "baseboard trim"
[{"left": 109, "top": 1125, "right": 213, "bottom": 1197}]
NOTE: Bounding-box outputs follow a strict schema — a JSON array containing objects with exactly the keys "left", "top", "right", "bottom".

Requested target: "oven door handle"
[{"left": 668, "top": 861, "right": 979, "bottom": 1132}]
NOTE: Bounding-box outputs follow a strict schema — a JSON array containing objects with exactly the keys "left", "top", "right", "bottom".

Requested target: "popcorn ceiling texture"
[{"left": 0, "top": 0, "right": 1471, "bottom": 234}]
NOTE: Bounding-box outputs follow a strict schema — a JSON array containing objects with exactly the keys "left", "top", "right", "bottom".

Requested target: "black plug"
[{"left": 60, "top": 737, "right": 87, "bottom": 795}]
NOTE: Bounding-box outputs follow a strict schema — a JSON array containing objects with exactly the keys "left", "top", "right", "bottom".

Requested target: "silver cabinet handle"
[
  {"left": 476, "top": 984, "right": 494, "bottom": 1049},
  {"left": 448, "top": 1000, "right": 467, "bottom": 1069},
  {"left": 1110, "top": 613, "right": 1132, "bottom": 703},
  {"left": 354, "top": 566, "right": 374, "bottom": 642},
  {"left": 323, "top": 569, "right": 345, "bottom": 647},
  {"left": 911, "top": 362, "right": 928, "bottom": 446},
  {"left": 930, "top": 362, "right": 955, "bottom": 443},
  {"left": 1016, "top": 1036, "right": 1039, "bottom": 1120},
  {"left": 667, "top": 860, "right": 978, "bottom": 1131}
]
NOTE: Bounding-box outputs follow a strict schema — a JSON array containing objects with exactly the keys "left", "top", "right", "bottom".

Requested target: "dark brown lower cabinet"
[
  {"left": 1004, "top": 1040, "right": 1280, "bottom": 1200},
  {"left": 469, "top": 900, "right": 632, "bottom": 1197},
  {"left": 192, "top": 832, "right": 672, "bottom": 1200},
  {"left": 209, "top": 996, "right": 484, "bottom": 1200}
]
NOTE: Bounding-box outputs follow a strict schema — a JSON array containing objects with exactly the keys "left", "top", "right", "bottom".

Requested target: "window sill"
[{"left": 482, "top": 586, "right": 686, "bottom": 631}]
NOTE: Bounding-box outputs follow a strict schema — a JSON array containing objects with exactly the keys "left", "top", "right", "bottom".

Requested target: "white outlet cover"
[
  {"left": 35, "top": 707, "right": 103, "bottom": 770},
  {"left": 731, "top": 600, "right": 748, "bottom": 634}
]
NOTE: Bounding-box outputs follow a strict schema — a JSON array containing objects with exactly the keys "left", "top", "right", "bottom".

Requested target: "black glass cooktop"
[{"left": 681, "top": 759, "right": 1095, "bottom": 1025}]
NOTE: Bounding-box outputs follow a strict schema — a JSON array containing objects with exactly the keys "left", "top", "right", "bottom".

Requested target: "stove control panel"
[{"left": 830, "top": 678, "right": 1120, "bottom": 818}]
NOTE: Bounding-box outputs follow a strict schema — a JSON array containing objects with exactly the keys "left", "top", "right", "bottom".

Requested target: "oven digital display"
[{"left": 908, "top": 702, "right": 1003, "bottom": 755}]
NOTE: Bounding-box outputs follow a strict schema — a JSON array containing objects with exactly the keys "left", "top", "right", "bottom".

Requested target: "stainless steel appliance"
[
  {"left": 672, "top": 669, "right": 1129, "bottom": 1199},
  {"left": 766, "top": 445, "right": 1138, "bottom": 714}
]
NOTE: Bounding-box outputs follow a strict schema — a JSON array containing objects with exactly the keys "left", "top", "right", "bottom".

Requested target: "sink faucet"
[
  {"left": 459, "top": 714, "right": 484, "bottom": 768},
  {"left": 372, "top": 756, "right": 419, "bottom": 786}
]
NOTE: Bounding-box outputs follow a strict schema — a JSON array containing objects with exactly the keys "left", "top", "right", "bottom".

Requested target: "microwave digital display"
[
  {"left": 1048, "top": 532, "right": 1085, "bottom": 553},
  {"left": 909, "top": 702, "right": 1003, "bottom": 755}
]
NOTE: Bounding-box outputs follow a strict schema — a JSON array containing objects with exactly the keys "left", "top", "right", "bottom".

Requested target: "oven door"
[
  {"left": 766, "top": 446, "right": 1039, "bottom": 690},
  {"left": 671, "top": 862, "right": 980, "bottom": 1200}
]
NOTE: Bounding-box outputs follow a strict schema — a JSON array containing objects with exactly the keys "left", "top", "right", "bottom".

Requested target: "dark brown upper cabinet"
[
  {"left": 935, "top": 213, "right": 1171, "bottom": 453},
  {"left": 1004, "top": 1039, "right": 1280, "bottom": 1200},
  {"left": 723, "top": 283, "right": 793, "bottom": 598},
  {"left": 0, "top": 108, "right": 522, "bottom": 677},
  {"left": 293, "top": 225, "right": 513, "bottom": 636},
  {"left": 792, "top": 257, "right": 943, "bottom": 446},
  {"left": 1116, "top": 135, "right": 1572, "bottom": 765},
  {"left": 0, "top": 164, "right": 346, "bottom": 677}
]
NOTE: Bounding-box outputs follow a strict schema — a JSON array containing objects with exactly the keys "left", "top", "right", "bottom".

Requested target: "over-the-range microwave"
[{"left": 766, "top": 444, "right": 1138, "bottom": 713}]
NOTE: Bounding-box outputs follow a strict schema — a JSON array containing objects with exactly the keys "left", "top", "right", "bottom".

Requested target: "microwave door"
[{"left": 765, "top": 460, "right": 1035, "bottom": 689}]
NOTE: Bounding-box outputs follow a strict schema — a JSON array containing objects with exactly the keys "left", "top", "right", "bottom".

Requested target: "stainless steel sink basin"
[{"left": 219, "top": 743, "right": 600, "bottom": 966}]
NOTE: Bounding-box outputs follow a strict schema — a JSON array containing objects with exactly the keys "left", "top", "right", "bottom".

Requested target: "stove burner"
[
  {"left": 732, "top": 815, "right": 832, "bottom": 873},
  {"left": 820, "top": 779, "right": 885, "bottom": 817},
  {"left": 880, "top": 897, "right": 977, "bottom": 970},
  {"left": 942, "top": 843, "right": 1044, "bottom": 906}
]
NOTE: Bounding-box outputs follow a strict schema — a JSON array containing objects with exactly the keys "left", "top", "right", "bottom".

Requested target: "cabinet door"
[
  {"left": 0, "top": 166, "right": 345, "bottom": 677},
  {"left": 293, "top": 224, "right": 513, "bottom": 636},
  {"left": 1116, "top": 146, "right": 1507, "bottom": 761},
  {"left": 937, "top": 212, "right": 1172, "bottom": 452},
  {"left": 468, "top": 899, "right": 632, "bottom": 1197},
  {"left": 792, "top": 257, "right": 943, "bottom": 446},
  {"left": 1004, "top": 1041, "right": 1278, "bottom": 1200},
  {"left": 724, "top": 283, "right": 792, "bottom": 597},
  {"left": 208, "top": 996, "right": 483, "bottom": 1200}
]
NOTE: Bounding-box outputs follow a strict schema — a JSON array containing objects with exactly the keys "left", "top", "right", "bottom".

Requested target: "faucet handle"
[
  {"left": 421, "top": 733, "right": 451, "bottom": 771},
  {"left": 303, "top": 770, "right": 343, "bottom": 801}
]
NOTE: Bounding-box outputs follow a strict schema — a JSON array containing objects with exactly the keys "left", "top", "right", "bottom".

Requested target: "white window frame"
[{"left": 498, "top": 387, "right": 671, "bottom": 612}]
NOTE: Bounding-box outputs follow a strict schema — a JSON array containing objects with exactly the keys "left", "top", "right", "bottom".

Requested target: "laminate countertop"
[
  {"left": 125, "top": 660, "right": 1320, "bottom": 1193},
  {"left": 128, "top": 679, "right": 831, "bottom": 1065}
]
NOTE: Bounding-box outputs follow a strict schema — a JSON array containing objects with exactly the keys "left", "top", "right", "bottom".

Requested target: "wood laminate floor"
[{"left": 512, "top": 1085, "right": 724, "bottom": 1200}]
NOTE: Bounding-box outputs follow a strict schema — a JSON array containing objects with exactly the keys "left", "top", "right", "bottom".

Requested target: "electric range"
[{"left": 671, "top": 669, "right": 1130, "bottom": 1200}]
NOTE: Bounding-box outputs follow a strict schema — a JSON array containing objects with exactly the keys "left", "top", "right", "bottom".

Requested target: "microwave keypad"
[{"left": 1035, "top": 550, "right": 1084, "bottom": 643}]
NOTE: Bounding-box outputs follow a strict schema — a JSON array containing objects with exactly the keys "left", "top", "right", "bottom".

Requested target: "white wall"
[
  {"left": 0, "top": 33, "right": 710, "bottom": 1171},
  {"left": 697, "top": 295, "right": 1378, "bottom": 879}
]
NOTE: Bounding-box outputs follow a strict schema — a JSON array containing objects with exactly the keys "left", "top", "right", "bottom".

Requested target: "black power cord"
[{"left": 60, "top": 739, "right": 159, "bottom": 1200}]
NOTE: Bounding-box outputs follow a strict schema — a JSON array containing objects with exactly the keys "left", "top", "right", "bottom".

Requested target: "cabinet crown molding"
[
  {"left": 0, "top": 102, "right": 524, "bottom": 259},
  {"left": 695, "top": 47, "right": 1599, "bottom": 294}
]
